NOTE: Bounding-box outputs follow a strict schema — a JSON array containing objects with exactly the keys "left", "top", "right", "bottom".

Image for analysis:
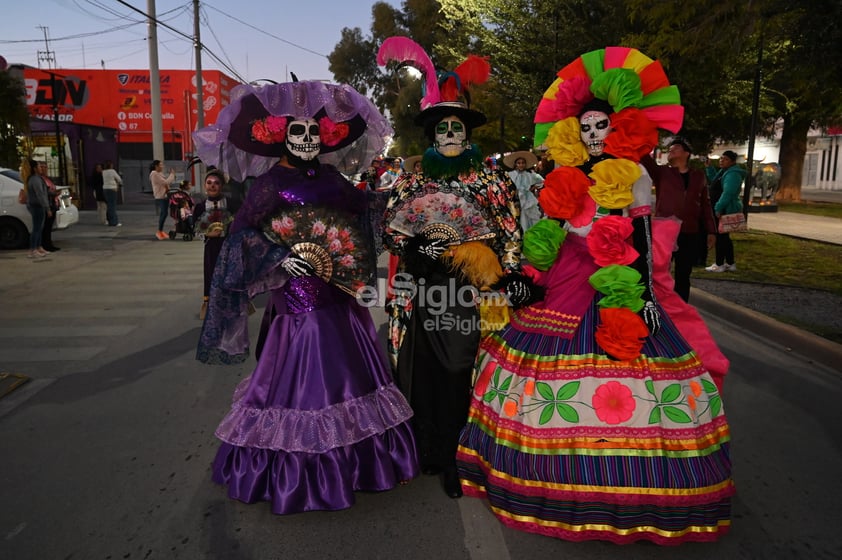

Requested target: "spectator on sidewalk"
[
  {"left": 706, "top": 150, "right": 745, "bottom": 273},
  {"left": 38, "top": 162, "right": 62, "bottom": 251},
  {"left": 102, "top": 161, "right": 123, "bottom": 227},
  {"left": 642, "top": 138, "right": 716, "bottom": 302},
  {"left": 23, "top": 158, "right": 51, "bottom": 258},
  {"left": 149, "top": 160, "right": 175, "bottom": 240},
  {"left": 90, "top": 163, "right": 106, "bottom": 225}
]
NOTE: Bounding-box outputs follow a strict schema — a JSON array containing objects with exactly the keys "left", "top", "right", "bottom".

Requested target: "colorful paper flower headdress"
[{"left": 534, "top": 46, "right": 684, "bottom": 162}]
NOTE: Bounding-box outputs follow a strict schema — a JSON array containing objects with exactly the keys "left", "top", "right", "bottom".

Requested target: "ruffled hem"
[
  {"left": 215, "top": 384, "right": 414, "bottom": 453},
  {"left": 212, "top": 423, "right": 419, "bottom": 515}
]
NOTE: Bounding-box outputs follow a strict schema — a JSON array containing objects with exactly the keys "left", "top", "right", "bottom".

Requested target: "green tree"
[
  {"left": 0, "top": 68, "right": 30, "bottom": 169},
  {"left": 626, "top": 0, "right": 842, "bottom": 200}
]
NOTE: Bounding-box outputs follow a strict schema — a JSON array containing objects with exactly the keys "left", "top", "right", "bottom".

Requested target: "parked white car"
[{"left": 0, "top": 167, "right": 79, "bottom": 250}]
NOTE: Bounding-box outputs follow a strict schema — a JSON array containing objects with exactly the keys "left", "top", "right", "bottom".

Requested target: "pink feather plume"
[{"left": 377, "top": 36, "right": 441, "bottom": 109}]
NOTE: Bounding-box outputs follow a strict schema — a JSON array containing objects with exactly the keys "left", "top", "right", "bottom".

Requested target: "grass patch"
[
  {"left": 777, "top": 201, "right": 842, "bottom": 219},
  {"left": 691, "top": 231, "right": 842, "bottom": 297}
]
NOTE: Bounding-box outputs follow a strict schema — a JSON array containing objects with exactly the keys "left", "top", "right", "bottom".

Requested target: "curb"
[{"left": 691, "top": 287, "right": 842, "bottom": 372}]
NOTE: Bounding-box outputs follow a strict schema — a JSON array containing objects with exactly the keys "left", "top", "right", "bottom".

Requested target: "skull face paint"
[
  {"left": 434, "top": 116, "right": 468, "bottom": 157},
  {"left": 579, "top": 110, "right": 611, "bottom": 157},
  {"left": 286, "top": 118, "right": 321, "bottom": 160}
]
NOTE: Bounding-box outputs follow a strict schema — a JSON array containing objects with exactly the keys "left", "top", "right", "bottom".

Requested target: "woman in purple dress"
[{"left": 194, "top": 81, "right": 419, "bottom": 514}]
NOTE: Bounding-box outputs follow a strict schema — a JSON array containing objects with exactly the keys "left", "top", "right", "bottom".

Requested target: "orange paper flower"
[
  {"left": 539, "top": 166, "right": 592, "bottom": 221},
  {"left": 594, "top": 307, "right": 648, "bottom": 361},
  {"left": 604, "top": 108, "right": 659, "bottom": 162}
]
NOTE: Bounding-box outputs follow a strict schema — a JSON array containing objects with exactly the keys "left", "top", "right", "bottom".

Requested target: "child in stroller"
[{"left": 168, "top": 181, "right": 196, "bottom": 240}]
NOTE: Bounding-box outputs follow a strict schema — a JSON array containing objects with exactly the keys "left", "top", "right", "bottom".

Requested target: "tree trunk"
[{"left": 776, "top": 114, "right": 810, "bottom": 202}]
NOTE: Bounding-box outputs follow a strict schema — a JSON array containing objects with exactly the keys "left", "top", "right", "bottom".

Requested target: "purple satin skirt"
[{"left": 211, "top": 277, "right": 419, "bottom": 514}]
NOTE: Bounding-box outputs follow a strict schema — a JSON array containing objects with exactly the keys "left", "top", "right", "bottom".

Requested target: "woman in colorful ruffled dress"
[
  {"left": 456, "top": 47, "right": 734, "bottom": 544},
  {"left": 194, "top": 81, "right": 418, "bottom": 515}
]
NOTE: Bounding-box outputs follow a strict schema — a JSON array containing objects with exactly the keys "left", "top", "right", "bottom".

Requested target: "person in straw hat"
[{"left": 502, "top": 150, "right": 544, "bottom": 231}]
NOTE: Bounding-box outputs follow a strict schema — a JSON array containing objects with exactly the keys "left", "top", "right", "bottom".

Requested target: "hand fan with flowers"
[
  {"left": 263, "top": 206, "right": 376, "bottom": 296},
  {"left": 388, "top": 189, "right": 496, "bottom": 246}
]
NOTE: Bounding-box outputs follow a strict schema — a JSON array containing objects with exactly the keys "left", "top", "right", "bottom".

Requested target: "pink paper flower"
[
  {"left": 251, "top": 116, "right": 288, "bottom": 144},
  {"left": 319, "top": 116, "right": 350, "bottom": 147},
  {"left": 587, "top": 215, "right": 638, "bottom": 266}
]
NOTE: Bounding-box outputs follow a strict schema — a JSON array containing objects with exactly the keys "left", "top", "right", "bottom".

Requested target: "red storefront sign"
[{"left": 22, "top": 68, "right": 239, "bottom": 144}]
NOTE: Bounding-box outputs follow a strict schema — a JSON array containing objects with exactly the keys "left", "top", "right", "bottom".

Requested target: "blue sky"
[{"left": 0, "top": 0, "right": 383, "bottom": 83}]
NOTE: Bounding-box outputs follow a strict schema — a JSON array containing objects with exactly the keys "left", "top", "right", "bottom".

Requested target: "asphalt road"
[{"left": 1, "top": 208, "right": 841, "bottom": 560}]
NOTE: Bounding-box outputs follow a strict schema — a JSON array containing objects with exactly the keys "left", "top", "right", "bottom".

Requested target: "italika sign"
[{"left": 22, "top": 68, "right": 235, "bottom": 136}]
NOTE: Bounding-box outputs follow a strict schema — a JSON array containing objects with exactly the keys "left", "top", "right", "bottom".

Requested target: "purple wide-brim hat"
[{"left": 193, "top": 81, "right": 392, "bottom": 182}]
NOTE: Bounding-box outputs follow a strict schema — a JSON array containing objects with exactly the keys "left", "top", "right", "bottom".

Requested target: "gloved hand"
[
  {"left": 492, "top": 273, "right": 545, "bottom": 309},
  {"left": 639, "top": 300, "right": 661, "bottom": 336},
  {"left": 414, "top": 237, "right": 447, "bottom": 261},
  {"left": 281, "top": 254, "right": 316, "bottom": 278}
]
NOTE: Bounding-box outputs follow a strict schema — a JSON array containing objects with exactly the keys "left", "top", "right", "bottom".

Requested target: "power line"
[
  {"left": 111, "top": 0, "right": 247, "bottom": 83},
  {"left": 203, "top": 3, "right": 327, "bottom": 59}
]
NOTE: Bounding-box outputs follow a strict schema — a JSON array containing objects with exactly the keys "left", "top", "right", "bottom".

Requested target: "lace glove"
[
  {"left": 492, "top": 273, "right": 546, "bottom": 310},
  {"left": 639, "top": 300, "right": 661, "bottom": 337},
  {"left": 281, "top": 254, "right": 316, "bottom": 278}
]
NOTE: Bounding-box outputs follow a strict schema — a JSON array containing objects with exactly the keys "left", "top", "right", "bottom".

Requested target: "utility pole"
[
  {"left": 744, "top": 21, "right": 765, "bottom": 215},
  {"left": 193, "top": 0, "right": 205, "bottom": 182},
  {"left": 147, "top": 0, "right": 165, "bottom": 165},
  {"left": 37, "top": 26, "right": 66, "bottom": 185}
]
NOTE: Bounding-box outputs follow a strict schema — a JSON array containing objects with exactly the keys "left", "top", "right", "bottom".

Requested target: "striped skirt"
[{"left": 456, "top": 296, "right": 734, "bottom": 544}]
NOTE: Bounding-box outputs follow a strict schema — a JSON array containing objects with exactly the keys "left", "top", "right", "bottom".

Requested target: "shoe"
[
  {"left": 44, "top": 246, "right": 60, "bottom": 252},
  {"left": 441, "top": 466, "right": 463, "bottom": 499},
  {"left": 155, "top": 231, "right": 168, "bottom": 240},
  {"left": 36, "top": 248, "right": 49, "bottom": 257},
  {"left": 724, "top": 263, "right": 737, "bottom": 272},
  {"left": 114, "top": 223, "right": 122, "bottom": 227},
  {"left": 705, "top": 264, "right": 727, "bottom": 273}
]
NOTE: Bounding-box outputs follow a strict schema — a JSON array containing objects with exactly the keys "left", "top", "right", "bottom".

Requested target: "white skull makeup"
[
  {"left": 579, "top": 110, "right": 611, "bottom": 157},
  {"left": 286, "top": 118, "right": 321, "bottom": 160},
  {"left": 434, "top": 116, "right": 468, "bottom": 157}
]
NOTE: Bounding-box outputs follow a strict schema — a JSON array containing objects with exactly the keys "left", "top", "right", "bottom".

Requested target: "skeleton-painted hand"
[
  {"left": 640, "top": 300, "right": 661, "bottom": 336},
  {"left": 493, "top": 274, "right": 545, "bottom": 309},
  {"left": 416, "top": 238, "right": 447, "bottom": 261},
  {"left": 281, "top": 254, "right": 316, "bottom": 277}
]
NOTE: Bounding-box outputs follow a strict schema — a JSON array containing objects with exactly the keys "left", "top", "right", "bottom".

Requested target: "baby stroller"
[{"left": 167, "top": 186, "right": 196, "bottom": 241}]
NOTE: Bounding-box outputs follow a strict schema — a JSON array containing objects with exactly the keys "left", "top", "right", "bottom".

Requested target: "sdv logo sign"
[{"left": 23, "top": 76, "right": 89, "bottom": 109}]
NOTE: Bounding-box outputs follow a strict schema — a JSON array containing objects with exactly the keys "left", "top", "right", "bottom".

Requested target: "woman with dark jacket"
[
  {"left": 38, "top": 162, "right": 61, "bottom": 252},
  {"left": 706, "top": 150, "right": 745, "bottom": 272}
]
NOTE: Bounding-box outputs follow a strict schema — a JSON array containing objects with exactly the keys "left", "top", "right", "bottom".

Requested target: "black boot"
[{"left": 441, "top": 465, "right": 462, "bottom": 499}]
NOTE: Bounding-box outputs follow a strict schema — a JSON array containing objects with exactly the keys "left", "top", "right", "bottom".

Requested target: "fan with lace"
[
  {"left": 388, "top": 190, "right": 496, "bottom": 246},
  {"left": 263, "top": 206, "right": 376, "bottom": 296}
]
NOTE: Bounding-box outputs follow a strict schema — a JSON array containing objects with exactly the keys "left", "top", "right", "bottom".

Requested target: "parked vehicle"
[{"left": 0, "top": 167, "right": 79, "bottom": 250}]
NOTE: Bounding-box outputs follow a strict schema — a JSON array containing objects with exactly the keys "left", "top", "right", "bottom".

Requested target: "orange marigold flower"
[
  {"left": 689, "top": 380, "right": 703, "bottom": 397},
  {"left": 503, "top": 400, "right": 519, "bottom": 417},
  {"left": 592, "top": 381, "right": 636, "bottom": 424},
  {"left": 524, "top": 379, "right": 535, "bottom": 397}
]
